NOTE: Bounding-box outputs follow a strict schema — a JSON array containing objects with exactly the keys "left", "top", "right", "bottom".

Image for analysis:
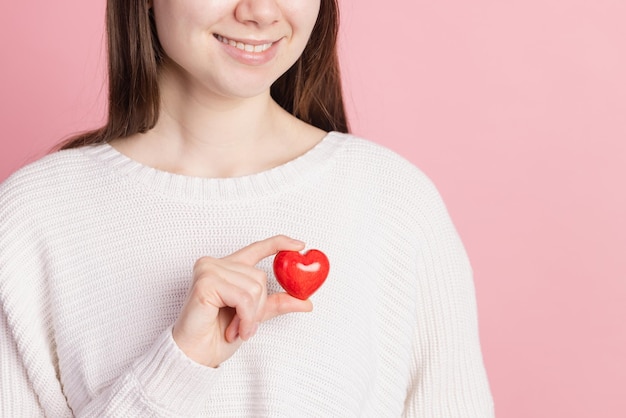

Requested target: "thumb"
[{"left": 262, "top": 293, "right": 313, "bottom": 322}]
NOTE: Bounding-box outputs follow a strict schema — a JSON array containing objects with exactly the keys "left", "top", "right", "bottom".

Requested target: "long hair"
[{"left": 60, "top": 0, "right": 348, "bottom": 150}]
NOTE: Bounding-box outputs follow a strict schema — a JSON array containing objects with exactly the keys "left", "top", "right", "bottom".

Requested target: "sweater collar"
[{"left": 80, "top": 131, "right": 347, "bottom": 203}]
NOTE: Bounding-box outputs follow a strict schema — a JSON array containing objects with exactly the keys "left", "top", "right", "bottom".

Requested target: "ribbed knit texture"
[{"left": 0, "top": 132, "right": 494, "bottom": 417}]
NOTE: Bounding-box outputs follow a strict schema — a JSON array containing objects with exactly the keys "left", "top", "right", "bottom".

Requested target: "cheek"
[
  {"left": 284, "top": 0, "right": 321, "bottom": 37},
  {"left": 152, "top": 3, "right": 183, "bottom": 55},
  {"left": 152, "top": 2, "right": 213, "bottom": 58}
]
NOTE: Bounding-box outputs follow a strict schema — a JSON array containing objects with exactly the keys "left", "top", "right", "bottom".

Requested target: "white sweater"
[{"left": 0, "top": 132, "right": 494, "bottom": 417}]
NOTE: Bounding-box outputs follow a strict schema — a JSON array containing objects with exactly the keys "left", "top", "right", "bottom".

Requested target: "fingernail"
[{"left": 290, "top": 238, "right": 305, "bottom": 245}]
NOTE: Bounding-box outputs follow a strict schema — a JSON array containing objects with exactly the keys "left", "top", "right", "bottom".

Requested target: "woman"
[{"left": 0, "top": 0, "right": 494, "bottom": 416}]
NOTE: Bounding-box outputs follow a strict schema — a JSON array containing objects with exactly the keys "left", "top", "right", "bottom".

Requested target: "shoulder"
[
  {"left": 0, "top": 147, "right": 113, "bottom": 278},
  {"left": 0, "top": 147, "right": 102, "bottom": 217},
  {"left": 327, "top": 132, "right": 459, "bottom": 238},
  {"left": 3, "top": 147, "right": 92, "bottom": 184},
  {"left": 329, "top": 132, "right": 442, "bottom": 203}
]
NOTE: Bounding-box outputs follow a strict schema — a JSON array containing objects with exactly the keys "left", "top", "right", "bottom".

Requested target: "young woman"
[{"left": 0, "top": 0, "right": 494, "bottom": 416}]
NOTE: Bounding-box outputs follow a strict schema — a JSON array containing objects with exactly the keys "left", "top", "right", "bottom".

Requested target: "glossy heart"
[{"left": 273, "top": 249, "right": 330, "bottom": 300}]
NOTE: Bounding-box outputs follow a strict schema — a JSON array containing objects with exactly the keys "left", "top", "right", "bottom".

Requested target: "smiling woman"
[
  {"left": 0, "top": 0, "right": 494, "bottom": 416},
  {"left": 59, "top": 0, "right": 346, "bottom": 152}
]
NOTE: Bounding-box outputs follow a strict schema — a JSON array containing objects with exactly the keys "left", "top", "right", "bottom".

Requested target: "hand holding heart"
[{"left": 172, "top": 235, "right": 313, "bottom": 368}]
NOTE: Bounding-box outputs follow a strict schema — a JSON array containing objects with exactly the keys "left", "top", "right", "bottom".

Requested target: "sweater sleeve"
[
  {"left": 0, "top": 179, "right": 221, "bottom": 417},
  {"left": 75, "top": 327, "right": 222, "bottom": 417},
  {"left": 1, "top": 305, "right": 220, "bottom": 417},
  {"left": 0, "top": 302, "right": 59, "bottom": 417},
  {"left": 0, "top": 183, "right": 74, "bottom": 417},
  {"left": 402, "top": 180, "right": 495, "bottom": 417}
]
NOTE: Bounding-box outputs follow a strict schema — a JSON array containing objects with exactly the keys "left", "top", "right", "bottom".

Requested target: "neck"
[{"left": 113, "top": 67, "right": 325, "bottom": 178}]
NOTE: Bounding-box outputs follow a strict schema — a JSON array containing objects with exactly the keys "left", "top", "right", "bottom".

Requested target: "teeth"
[{"left": 216, "top": 34, "right": 273, "bottom": 52}]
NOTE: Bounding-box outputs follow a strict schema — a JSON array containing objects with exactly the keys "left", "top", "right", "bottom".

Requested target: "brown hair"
[{"left": 60, "top": 0, "right": 348, "bottom": 150}]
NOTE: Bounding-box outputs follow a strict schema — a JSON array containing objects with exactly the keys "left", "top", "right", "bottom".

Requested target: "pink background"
[{"left": 1, "top": 1, "right": 625, "bottom": 417}]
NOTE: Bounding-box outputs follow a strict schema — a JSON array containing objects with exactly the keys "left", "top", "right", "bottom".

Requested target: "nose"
[{"left": 235, "top": 0, "right": 282, "bottom": 27}]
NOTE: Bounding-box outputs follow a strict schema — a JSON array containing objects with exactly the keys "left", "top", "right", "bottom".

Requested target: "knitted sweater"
[{"left": 0, "top": 132, "right": 494, "bottom": 417}]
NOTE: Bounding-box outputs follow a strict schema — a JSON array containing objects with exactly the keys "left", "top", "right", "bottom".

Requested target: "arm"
[
  {"left": 403, "top": 183, "right": 494, "bottom": 417},
  {"left": 75, "top": 328, "right": 222, "bottom": 417},
  {"left": 1, "top": 296, "right": 219, "bottom": 417},
  {"left": 0, "top": 218, "right": 72, "bottom": 416},
  {"left": 1, "top": 194, "right": 308, "bottom": 416},
  {"left": 0, "top": 180, "right": 220, "bottom": 417}
]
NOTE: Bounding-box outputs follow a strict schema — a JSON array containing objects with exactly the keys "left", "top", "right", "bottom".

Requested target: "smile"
[{"left": 214, "top": 34, "right": 274, "bottom": 53}]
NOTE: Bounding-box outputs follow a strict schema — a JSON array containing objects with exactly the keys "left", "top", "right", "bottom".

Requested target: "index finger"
[{"left": 227, "top": 235, "right": 305, "bottom": 266}]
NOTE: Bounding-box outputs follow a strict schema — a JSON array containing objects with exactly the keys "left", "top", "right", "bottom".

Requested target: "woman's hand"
[{"left": 172, "top": 235, "right": 312, "bottom": 367}]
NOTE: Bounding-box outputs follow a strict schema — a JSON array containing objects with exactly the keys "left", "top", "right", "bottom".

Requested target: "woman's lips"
[
  {"left": 215, "top": 34, "right": 275, "bottom": 53},
  {"left": 213, "top": 33, "right": 281, "bottom": 66}
]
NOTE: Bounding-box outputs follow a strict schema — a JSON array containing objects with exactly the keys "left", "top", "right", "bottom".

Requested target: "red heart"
[{"left": 273, "top": 249, "right": 330, "bottom": 300}]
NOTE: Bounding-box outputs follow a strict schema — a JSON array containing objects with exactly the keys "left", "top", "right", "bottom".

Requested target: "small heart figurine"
[{"left": 273, "top": 249, "right": 330, "bottom": 300}]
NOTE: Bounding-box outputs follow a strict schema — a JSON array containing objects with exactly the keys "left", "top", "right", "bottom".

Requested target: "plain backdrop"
[{"left": 1, "top": 1, "right": 625, "bottom": 417}]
